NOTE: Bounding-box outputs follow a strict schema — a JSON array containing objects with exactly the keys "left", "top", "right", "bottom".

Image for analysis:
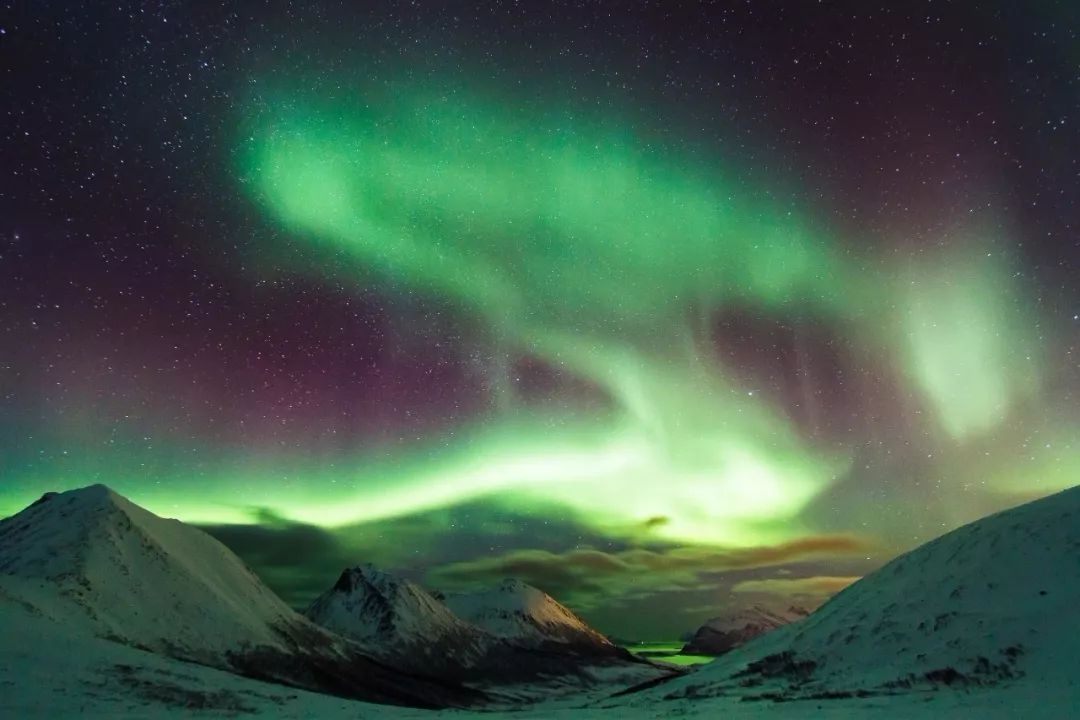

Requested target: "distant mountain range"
[
  {"left": 681, "top": 605, "right": 809, "bottom": 655},
  {"left": 0, "top": 485, "right": 673, "bottom": 710},
  {"left": 3, "top": 483, "right": 1079, "bottom": 716},
  {"left": 305, "top": 563, "right": 670, "bottom": 698}
]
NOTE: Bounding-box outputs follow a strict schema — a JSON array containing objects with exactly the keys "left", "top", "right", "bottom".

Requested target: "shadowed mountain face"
[
  {"left": 681, "top": 605, "right": 809, "bottom": 655},
  {"left": 306, "top": 565, "right": 497, "bottom": 676},
  {"left": 631, "top": 484, "right": 1080, "bottom": 703},
  {"left": 0, "top": 485, "right": 483, "bottom": 709},
  {"left": 304, "top": 565, "right": 676, "bottom": 693}
]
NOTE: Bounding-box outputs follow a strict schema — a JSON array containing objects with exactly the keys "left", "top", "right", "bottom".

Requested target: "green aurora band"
[
  {"left": 223, "top": 82, "right": 1035, "bottom": 545},
  {"left": 896, "top": 241, "right": 1040, "bottom": 440},
  {"left": 0, "top": 83, "right": 1049, "bottom": 549},
  {"left": 235, "top": 86, "right": 881, "bottom": 546}
]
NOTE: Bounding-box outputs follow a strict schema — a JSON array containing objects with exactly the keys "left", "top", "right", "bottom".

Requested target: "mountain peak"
[
  {"left": 21, "top": 484, "right": 147, "bottom": 525},
  {"left": 442, "top": 580, "right": 613, "bottom": 651},
  {"left": 304, "top": 565, "right": 672, "bottom": 691},
  {"left": 333, "top": 564, "right": 400, "bottom": 593},
  {"left": 70, "top": 482, "right": 114, "bottom": 496},
  {"left": 681, "top": 604, "right": 805, "bottom": 655},
  {"left": 0, "top": 489, "right": 486, "bottom": 708},
  {"left": 662, "top": 484, "right": 1080, "bottom": 700},
  {"left": 30, "top": 483, "right": 116, "bottom": 507},
  {"left": 497, "top": 578, "right": 532, "bottom": 592},
  {"left": 307, "top": 563, "right": 496, "bottom": 675},
  {"left": 0, "top": 485, "right": 152, "bottom": 579},
  {"left": 0, "top": 482, "right": 297, "bottom": 652}
]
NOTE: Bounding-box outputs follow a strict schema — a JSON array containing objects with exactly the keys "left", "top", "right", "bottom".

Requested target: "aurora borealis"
[
  {"left": 3, "top": 1, "right": 1080, "bottom": 638},
  {"left": 239, "top": 82, "right": 860, "bottom": 548}
]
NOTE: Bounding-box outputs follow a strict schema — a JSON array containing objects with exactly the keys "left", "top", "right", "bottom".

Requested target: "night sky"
[{"left": 3, "top": 1, "right": 1080, "bottom": 639}]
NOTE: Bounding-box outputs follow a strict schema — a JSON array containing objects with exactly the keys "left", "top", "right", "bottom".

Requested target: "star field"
[{"left": 2, "top": 1, "right": 1079, "bottom": 638}]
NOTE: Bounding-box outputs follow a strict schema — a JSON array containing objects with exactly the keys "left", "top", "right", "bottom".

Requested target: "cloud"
[
  {"left": 199, "top": 500, "right": 636, "bottom": 609},
  {"left": 200, "top": 518, "right": 356, "bottom": 608},
  {"left": 731, "top": 575, "right": 861, "bottom": 597},
  {"left": 428, "top": 534, "right": 872, "bottom": 611},
  {"left": 200, "top": 503, "right": 873, "bottom": 638}
]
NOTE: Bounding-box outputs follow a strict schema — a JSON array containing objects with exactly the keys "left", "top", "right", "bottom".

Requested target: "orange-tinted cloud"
[
  {"left": 427, "top": 534, "right": 873, "bottom": 610},
  {"left": 731, "top": 575, "right": 861, "bottom": 597}
]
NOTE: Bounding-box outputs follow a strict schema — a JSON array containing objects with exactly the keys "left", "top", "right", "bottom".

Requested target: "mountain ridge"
[
  {"left": 681, "top": 604, "right": 809, "bottom": 655},
  {"left": 626, "top": 484, "right": 1080, "bottom": 703},
  {"left": 303, "top": 562, "right": 677, "bottom": 697},
  {"left": 306, "top": 564, "right": 497, "bottom": 676},
  {"left": 0, "top": 484, "right": 483, "bottom": 709}
]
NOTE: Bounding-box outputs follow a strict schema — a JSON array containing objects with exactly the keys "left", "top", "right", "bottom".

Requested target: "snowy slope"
[
  {"left": 681, "top": 605, "right": 808, "bottom": 655},
  {"left": 0, "top": 597, "right": 1070, "bottom": 720},
  {"left": 0, "top": 485, "right": 482, "bottom": 709},
  {"left": 3, "top": 487, "right": 1078, "bottom": 718},
  {"left": 638, "top": 484, "right": 1080, "bottom": 702},
  {"left": 0, "top": 485, "right": 304, "bottom": 659},
  {"left": 306, "top": 564, "right": 495, "bottom": 674},
  {"left": 441, "top": 579, "right": 614, "bottom": 652}
]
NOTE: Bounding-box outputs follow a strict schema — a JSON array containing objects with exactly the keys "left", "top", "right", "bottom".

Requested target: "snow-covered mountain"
[
  {"left": 0, "top": 485, "right": 303, "bottom": 659},
  {"left": 2, "top": 591, "right": 1076, "bottom": 719},
  {"left": 306, "top": 564, "right": 496, "bottom": 675},
  {"left": 440, "top": 579, "right": 615, "bottom": 653},
  {"left": 5, "top": 485, "right": 1078, "bottom": 717},
  {"left": 633, "top": 484, "right": 1080, "bottom": 703},
  {"left": 681, "top": 605, "right": 808, "bottom": 655},
  {"left": 304, "top": 567, "right": 674, "bottom": 697},
  {"left": 0, "top": 485, "right": 481, "bottom": 709}
]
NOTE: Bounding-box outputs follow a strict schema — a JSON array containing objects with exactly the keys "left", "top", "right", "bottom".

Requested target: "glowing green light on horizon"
[
  {"left": 231, "top": 83, "right": 862, "bottom": 546},
  {"left": 3, "top": 81, "right": 1049, "bottom": 552}
]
